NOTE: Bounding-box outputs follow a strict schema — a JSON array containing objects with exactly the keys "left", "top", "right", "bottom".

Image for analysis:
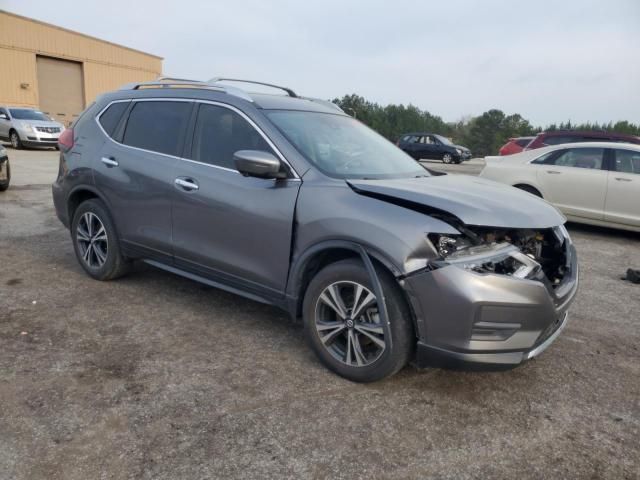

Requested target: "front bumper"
[
  {"left": 20, "top": 128, "right": 60, "bottom": 147},
  {"left": 23, "top": 137, "right": 59, "bottom": 147},
  {"left": 404, "top": 243, "right": 578, "bottom": 368}
]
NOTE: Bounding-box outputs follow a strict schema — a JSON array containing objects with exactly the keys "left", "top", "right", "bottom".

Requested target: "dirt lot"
[{"left": 1, "top": 149, "right": 639, "bottom": 479}]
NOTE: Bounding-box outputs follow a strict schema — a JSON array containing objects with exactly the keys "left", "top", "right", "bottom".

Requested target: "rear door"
[
  {"left": 401, "top": 135, "right": 421, "bottom": 158},
  {"left": 171, "top": 102, "right": 300, "bottom": 297},
  {"left": 95, "top": 99, "right": 193, "bottom": 261},
  {"left": 604, "top": 148, "right": 640, "bottom": 227},
  {"left": 536, "top": 147, "right": 608, "bottom": 220}
]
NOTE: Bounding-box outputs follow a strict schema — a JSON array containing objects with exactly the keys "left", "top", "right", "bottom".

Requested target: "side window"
[
  {"left": 122, "top": 101, "right": 191, "bottom": 157},
  {"left": 516, "top": 138, "right": 531, "bottom": 147},
  {"left": 98, "top": 102, "right": 129, "bottom": 137},
  {"left": 550, "top": 148, "right": 604, "bottom": 170},
  {"left": 531, "top": 150, "right": 559, "bottom": 165},
  {"left": 191, "top": 104, "right": 275, "bottom": 170},
  {"left": 614, "top": 149, "right": 640, "bottom": 174}
]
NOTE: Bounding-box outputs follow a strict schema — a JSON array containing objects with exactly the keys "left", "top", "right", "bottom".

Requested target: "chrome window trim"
[{"left": 94, "top": 97, "right": 300, "bottom": 179}]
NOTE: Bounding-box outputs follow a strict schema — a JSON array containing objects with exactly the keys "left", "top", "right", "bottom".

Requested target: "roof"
[{"left": 0, "top": 9, "right": 163, "bottom": 60}]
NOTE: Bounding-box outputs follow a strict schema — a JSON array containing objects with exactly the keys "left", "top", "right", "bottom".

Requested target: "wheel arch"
[
  {"left": 512, "top": 182, "right": 544, "bottom": 198},
  {"left": 286, "top": 240, "right": 418, "bottom": 338},
  {"left": 66, "top": 185, "right": 111, "bottom": 226}
]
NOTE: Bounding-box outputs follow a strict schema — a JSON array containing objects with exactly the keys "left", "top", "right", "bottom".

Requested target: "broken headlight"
[{"left": 428, "top": 234, "right": 542, "bottom": 280}]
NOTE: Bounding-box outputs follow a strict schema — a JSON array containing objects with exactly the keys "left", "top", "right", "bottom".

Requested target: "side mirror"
[
  {"left": 0, "top": 114, "right": 8, "bottom": 120},
  {"left": 233, "top": 150, "right": 285, "bottom": 179}
]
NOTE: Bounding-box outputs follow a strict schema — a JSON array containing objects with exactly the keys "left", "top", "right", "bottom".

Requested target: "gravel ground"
[{"left": 1, "top": 149, "right": 639, "bottom": 479}]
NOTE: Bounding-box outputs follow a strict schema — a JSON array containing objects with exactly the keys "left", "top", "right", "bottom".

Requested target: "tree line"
[{"left": 332, "top": 94, "right": 640, "bottom": 157}]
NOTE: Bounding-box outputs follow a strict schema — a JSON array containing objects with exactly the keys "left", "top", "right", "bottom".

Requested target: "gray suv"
[{"left": 52, "top": 78, "right": 578, "bottom": 382}]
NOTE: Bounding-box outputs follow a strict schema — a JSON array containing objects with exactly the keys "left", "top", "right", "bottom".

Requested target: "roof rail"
[
  {"left": 119, "top": 77, "right": 254, "bottom": 102},
  {"left": 208, "top": 78, "right": 298, "bottom": 98}
]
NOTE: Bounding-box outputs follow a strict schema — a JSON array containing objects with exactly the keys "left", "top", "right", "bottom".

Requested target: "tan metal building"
[{"left": 0, "top": 10, "right": 162, "bottom": 125}]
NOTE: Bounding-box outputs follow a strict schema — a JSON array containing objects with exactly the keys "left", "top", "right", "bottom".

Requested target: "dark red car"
[
  {"left": 499, "top": 136, "right": 534, "bottom": 155},
  {"left": 525, "top": 130, "right": 640, "bottom": 150}
]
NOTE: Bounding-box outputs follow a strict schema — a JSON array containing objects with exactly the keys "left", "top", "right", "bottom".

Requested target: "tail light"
[{"left": 58, "top": 128, "right": 74, "bottom": 150}]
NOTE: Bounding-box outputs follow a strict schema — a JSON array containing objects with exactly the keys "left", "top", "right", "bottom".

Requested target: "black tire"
[
  {"left": 71, "top": 199, "right": 130, "bottom": 281},
  {"left": 442, "top": 153, "right": 453, "bottom": 164},
  {"left": 302, "top": 259, "right": 414, "bottom": 382},
  {"left": 0, "top": 159, "right": 10, "bottom": 192},
  {"left": 9, "top": 130, "right": 23, "bottom": 150},
  {"left": 515, "top": 184, "right": 543, "bottom": 198}
]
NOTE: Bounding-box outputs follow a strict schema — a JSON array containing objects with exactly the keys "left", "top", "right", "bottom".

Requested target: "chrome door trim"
[
  {"left": 94, "top": 97, "right": 301, "bottom": 179},
  {"left": 100, "top": 157, "right": 119, "bottom": 167},
  {"left": 174, "top": 178, "right": 199, "bottom": 190}
]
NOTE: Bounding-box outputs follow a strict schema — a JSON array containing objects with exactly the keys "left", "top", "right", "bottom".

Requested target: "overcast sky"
[{"left": 4, "top": 0, "right": 640, "bottom": 125}]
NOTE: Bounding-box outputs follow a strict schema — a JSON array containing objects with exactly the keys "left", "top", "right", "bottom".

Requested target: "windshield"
[
  {"left": 9, "top": 109, "right": 51, "bottom": 121},
  {"left": 434, "top": 134, "right": 454, "bottom": 146},
  {"left": 267, "top": 110, "right": 428, "bottom": 179}
]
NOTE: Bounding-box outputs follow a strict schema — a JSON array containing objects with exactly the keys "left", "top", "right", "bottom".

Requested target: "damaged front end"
[
  {"left": 403, "top": 219, "right": 578, "bottom": 369},
  {"left": 427, "top": 224, "right": 571, "bottom": 290}
]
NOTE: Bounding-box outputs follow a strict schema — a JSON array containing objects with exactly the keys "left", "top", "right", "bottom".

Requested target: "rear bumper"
[
  {"left": 51, "top": 180, "right": 69, "bottom": 228},
  {"left": 404, "top": 244, "right": 578, "bottom": 369}
]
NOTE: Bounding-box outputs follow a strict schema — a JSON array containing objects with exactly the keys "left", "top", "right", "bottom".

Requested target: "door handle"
[
  {"left": 546, "top": 170, "right": 561, "bottom": 174},
  {"left": 101, "top": 157, "right": 119, "bottom": 167},
  {"left": 614, "top": 177, "right": 632, "bottom": 182},
  {"left": 174, "top": 177, "right": 199, "bottom": 191}
]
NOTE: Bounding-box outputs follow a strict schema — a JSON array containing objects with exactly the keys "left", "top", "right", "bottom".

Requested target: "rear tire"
[
  {"left": 0, "top": 159, "right": 10, "bottom": 192},
  {"left": 71, "top": 199, "right": 130, "bottom": 281},
  {"left": 515, "top": 184, "right": 543, "bottom": 198},
  {"left": 302, "top": 259, "right": 414, "bottom": 382}
]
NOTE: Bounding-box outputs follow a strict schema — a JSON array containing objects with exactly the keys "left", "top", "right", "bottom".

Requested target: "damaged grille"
[{"left": 465, "top": 226, "right": 569, "bottom": 288}]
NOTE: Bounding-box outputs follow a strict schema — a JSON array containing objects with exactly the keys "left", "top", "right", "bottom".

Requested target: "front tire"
[
  {"left": 9, "top": 130, "right": 23, "bottom": 150},
  {"left": 0, "top": 159, "right": 10, "bottom": 192},
  {"left": 71, "top": 199, "right": 130, "bottom": 280},
  {"left": 302, "top": 259, "right": 414, "bottom": 382},
  {"left": 442, "top": 153, "right": 453, "bottom": 164}
]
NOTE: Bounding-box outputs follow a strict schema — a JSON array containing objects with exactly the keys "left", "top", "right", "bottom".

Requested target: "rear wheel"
[
  {"left": 303, "top": 259, "right": 414, "bottom": 382},
  {"left": 71, "top": 199, "right": 130, "bottom": 280},
  {"left": 9, "top": 130, "right": 22, "bottom": 150}
]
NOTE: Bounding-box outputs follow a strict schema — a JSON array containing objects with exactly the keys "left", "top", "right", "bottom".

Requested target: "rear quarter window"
[{"left": 98, "top": 102, "right": 129, "bottom": 137}]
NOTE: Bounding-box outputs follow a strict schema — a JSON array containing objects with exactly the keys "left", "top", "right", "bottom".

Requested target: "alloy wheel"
[
  {"left": 443, "top": 153, "right": 452, "bottom": 164},
  {"left": 10, "top": 132, "right": 19, "bottom": 149},
  {"left": 314, "top": 281, "right": 386, "bottom": 367},
  {"left": 76, "top": 212, "right": 108, "bottom": 268}
]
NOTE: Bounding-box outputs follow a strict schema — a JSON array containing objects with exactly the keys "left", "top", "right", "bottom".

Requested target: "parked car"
[
  {"left": 0, "top": 106, "right": 65, "bottom": 149},
  {"left": 0, "top": 145, "right": 9, "bottom": 191},
  {"left": 499, "top": 136, "right": 534, "bottom": 156},
  {"left": 397, "top": 133, "right": 472, "bottom": 163},
  {"left": 52, "top": 78, "right": 577, "bottom": 382},
  {"left": 481, "top": 142, "right": 640, "bottom": 232},
  {"left": 525, "top": 130, "right": 640, "bottom": 151}
]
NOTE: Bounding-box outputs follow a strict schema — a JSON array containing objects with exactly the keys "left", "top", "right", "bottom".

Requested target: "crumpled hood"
[{"left": 347, "top": 175, "right": 564, "bottom": 229}]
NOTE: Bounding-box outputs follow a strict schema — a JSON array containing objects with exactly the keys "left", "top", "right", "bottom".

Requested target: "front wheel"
[
  {"left": 442, "top": 153, "right": 453, "bottom": 164},
  {"left": 302, "top": 259, "right": 415, "bottom": 382},
  {"left": 10, "top": 131, "right": 23, "bottom": 150},
  {"left": 0, "top": 159, "right": 10, "bottom": 191}
]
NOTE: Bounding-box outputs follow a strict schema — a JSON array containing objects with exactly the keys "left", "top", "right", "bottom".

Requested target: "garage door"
[{"left": 36, "top": 56, "right": 85, "bottom": 126}]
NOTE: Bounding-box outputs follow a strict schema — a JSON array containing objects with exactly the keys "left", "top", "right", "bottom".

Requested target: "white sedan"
[{"left": 480, "top": 142, "right": 640, "bottom": 232}]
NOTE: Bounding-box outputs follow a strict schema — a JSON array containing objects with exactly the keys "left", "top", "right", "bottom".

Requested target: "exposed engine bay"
[{"left": 429, "top": 225, "right": 569, "bottom": 288}]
